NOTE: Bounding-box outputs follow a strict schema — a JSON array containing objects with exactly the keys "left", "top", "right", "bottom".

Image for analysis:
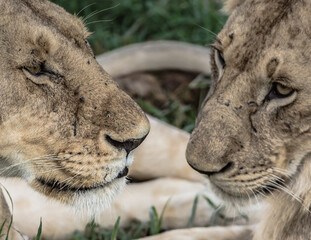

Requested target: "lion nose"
[
  {"left": 106, "top": 135, "right": 146, "bottom": 155},
  {"left": 187, "top": 161, "right": 234, "bottom": 176}
]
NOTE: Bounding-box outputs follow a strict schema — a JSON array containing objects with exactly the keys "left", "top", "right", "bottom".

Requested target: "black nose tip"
[{"left": 106, "top": 135, "right": 146, "bottom": 155}]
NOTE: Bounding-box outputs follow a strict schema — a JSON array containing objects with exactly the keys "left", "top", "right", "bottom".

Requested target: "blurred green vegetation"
[{"left": 51, "top": 0, "right": 227, "bottom": 55}]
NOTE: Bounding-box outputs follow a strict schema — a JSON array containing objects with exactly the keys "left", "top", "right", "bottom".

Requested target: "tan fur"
[
  {"left": 222, "top": 0, "right": 245, "bottom": 14},
  {"left": 0, "top": 0, "right": 149, "bottom": 214},
  {"left": 140, "top": 226, "right": 253, "bottom": 240},
  {"left": 187, "top": 0, "right": 311, "bottom": 239}
]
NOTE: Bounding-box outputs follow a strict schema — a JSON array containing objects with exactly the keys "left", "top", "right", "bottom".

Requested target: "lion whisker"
[
  {"left": 256, "top": 182, "right": 276, "bottom": 198},
  {"left": 265, "top": 178, "right": 310, "bottom": 213},
  {"left": 85, "top": 19, "right": 114, "bottom": 26},
  {"left": 37, "top": 166, "right": 70, "bottom": 175},
  {"left": 253, "top": 186, "right": 267, "bottom": 198},
  {"left": 0, "top": 155, "right": 59, "bottom": 175},
  {"left": 83, "top": 4, "right": 120, "bottom": 22},
  {"left": 58, "top": 167, "right": 86, "bottom": 187},
  {"left": 194, "top": 24, "right": 218, "bottom": 38},
  {"left": 272, "top": 167, "right": 291, "bottom": 177},
  {"left": 34, "top": 158, "right": 63, "bottom": 161},
  {"left": 268, "top": 179, "right": 301, "bottom": 201},
  {"left": 58, "top": 171, "right": 88, "bottom": 192},
  {"left": 248, "top": 187, "right": 261, "bottom": 207},
  {"left": 245, "top": 188, "right": 252, "bottom": 205},
  {"left": 270, "top": 173, "right": 285, "bottom": 182},
  {"left": 74, "top": 178, "right": 89, "bottom": 194},
  {"left": 76, "top": 3, "right": 95, "bottom": 17}
]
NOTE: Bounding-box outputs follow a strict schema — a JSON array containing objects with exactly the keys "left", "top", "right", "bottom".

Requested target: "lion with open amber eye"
[
  {"left": 0, "top": 0, "right": 150, "bottom": 219},
  {"left": 186, "top": 0, "right": 311, "bottom": 239}
]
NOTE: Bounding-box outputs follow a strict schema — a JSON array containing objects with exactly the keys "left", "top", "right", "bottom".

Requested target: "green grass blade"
[
  {"left": 148, "top": 206, "right": 159, "bottom": 235},
  {"left": 91, "top": 222, "right": 96, "bottom": 240},
  {"left": 187, "top": 194, "right": 199, "bottom": 228},
  {"left": 1, "top": 185, "right": 13, "bottom": 213},
  {"left": 0, "top": 184, "right": 14, "bottom": 240},
  {"left": 189, "top": 74, "right": 211, "bottom": 90},
  {"left": 0, "top": 220, "right": 6, "bottom": 235},
  {"left": 5, "top": 215, "right": 13, "bottom": 240},
  {"left": 209, "top": 206, "right": 222, "bottom": 226},
  {"left": 238, "top": 210, "right": 249, "bottom": 223},
  {"left": 110, "top": 216, "right": 120, "bottom": 240},
  {"left": 35, "top": 217, "right": 42, "bottom": 240},
  {"left": 202, "top": 195, "right": 219, "bottom": 210},
  {"left": 136, "top": 99, "right": 168, "bottom": 122},
  {"left": 157, "top": 197, "right": 171, "bottom": 233},
  {"left": 132, "top": 221, "right": 148, "bottom": 239}
]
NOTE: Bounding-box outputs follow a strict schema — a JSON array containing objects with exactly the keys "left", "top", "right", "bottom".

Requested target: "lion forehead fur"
[
  {"left": 0, "top": 0, "right": 149, "bottom": 210},
  {"left": 187, "top": 0, "right": 311, "bottom": 239}
]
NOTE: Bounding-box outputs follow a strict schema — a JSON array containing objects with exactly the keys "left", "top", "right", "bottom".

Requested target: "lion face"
[
  {"left": 0, "top": 0, "right": 150, "bottom": 209},
  {"left": 186, "top": 0, "right": 311, "bottom": 204}
]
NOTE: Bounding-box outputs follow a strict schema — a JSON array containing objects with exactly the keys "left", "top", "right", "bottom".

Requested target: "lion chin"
[{"left": 33, "top": 178, "right": 125, "bottom": 217}]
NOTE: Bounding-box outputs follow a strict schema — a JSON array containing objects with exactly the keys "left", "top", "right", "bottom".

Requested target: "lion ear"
[{"left": 222, "top": 0, "right": 245, "bottom": 14}]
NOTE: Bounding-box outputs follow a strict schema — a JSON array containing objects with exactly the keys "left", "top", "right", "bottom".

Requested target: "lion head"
[
  {"left": 0, "top": 0, "right": 150, "bottom": 210},
  {"left": 186, "top": 0, "right": 311, "bottom": 205}
]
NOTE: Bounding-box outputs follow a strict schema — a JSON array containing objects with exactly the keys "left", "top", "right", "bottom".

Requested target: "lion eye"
[
  {"left": 215, "top": 49, "right": 226, "bottom": 69},
  {"left": 267, "top": 82, "right": 294, "bottom": 100},
  {"left": 218, "top": 51, "right": 226, "bottom": 68},
  {"left": 276, "top": 83, "right": 293, "bottom": 95},
  {"left": 24, "top": 62, "right": 58, "bottom": 77}
]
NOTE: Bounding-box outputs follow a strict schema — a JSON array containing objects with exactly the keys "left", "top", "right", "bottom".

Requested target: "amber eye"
[
  {"left": 267, "top": 82, "right": 294, "bottom": 100},
  {"left": 276, "top": 83, "right": 293, "bottom": 95}
]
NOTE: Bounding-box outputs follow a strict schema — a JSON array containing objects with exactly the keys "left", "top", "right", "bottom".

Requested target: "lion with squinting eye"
[
  {"left": 0, "top": 0, "right": 149, "bottom": 237},
  {"left": 186, "top": 0, "right": 311, "bottom": 239}
]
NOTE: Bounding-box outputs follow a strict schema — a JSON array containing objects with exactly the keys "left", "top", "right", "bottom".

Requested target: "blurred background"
[
  {"left": 51, "top": 0, "right": 226, "bottom": 54},
  {"left": 51, "top": 0, "right": 227, "bottom": 133}
]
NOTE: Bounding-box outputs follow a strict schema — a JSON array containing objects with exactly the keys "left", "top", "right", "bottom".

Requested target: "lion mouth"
[
  {"left": 117, "top": 166, "right": 129, "bottom": 178},
  {"left": 211, "top": 177, "right": 284, "bottom": 201},
  {"left": 37, "top": 178, "right": 109, "bottom": 192},
  {"left": 37, "top": 167, "right": 129, "bottom": 192}
]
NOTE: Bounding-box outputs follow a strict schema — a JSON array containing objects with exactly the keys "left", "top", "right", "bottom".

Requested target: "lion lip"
[
  {"left": 36, "top": 177, "right": 109, "bottom": 192},
  {"left": 117, "top": 167, "right": 129, "bottom": 178},
  {"left": 36, "top": 167, "right": 129, "bottom": 192}
]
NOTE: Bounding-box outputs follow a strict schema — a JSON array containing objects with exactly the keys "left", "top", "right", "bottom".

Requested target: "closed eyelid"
[{"left": 213, "top": 48, "right": 226, "bottom": 77}]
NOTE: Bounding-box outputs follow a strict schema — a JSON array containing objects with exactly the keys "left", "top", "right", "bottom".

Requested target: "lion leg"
[{"left": 137, "top": 225, "right": 254, "bottom": 240}]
